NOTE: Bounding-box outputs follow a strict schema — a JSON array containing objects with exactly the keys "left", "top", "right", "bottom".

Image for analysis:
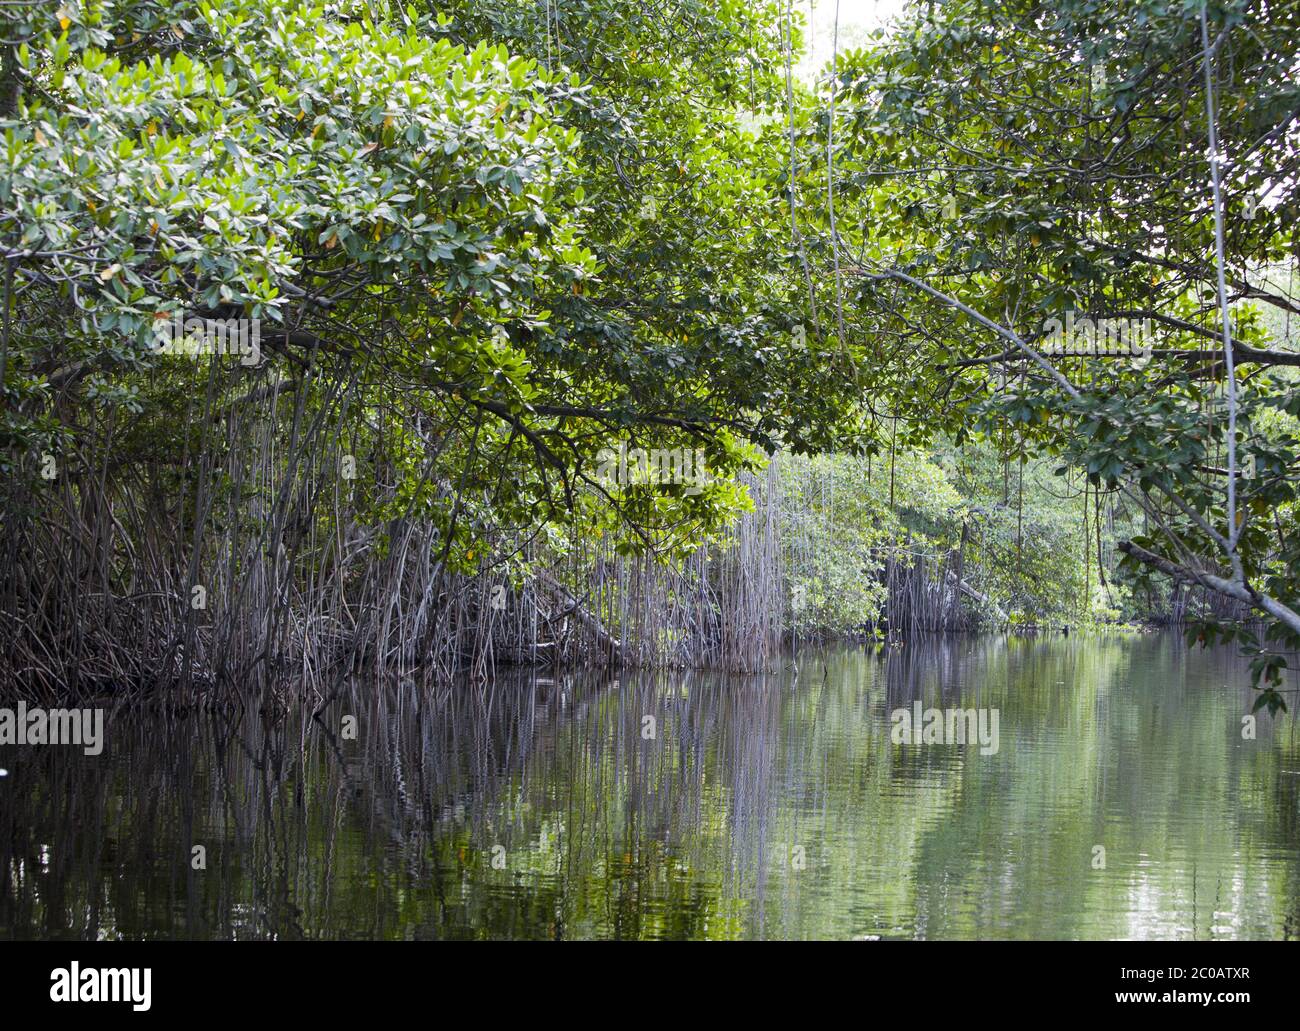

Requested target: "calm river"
[{"left": 2, "top": 633, "right": 1298, "bottom": 939}]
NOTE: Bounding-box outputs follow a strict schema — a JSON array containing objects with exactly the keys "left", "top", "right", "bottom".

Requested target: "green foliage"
[
  {"left": 2, "top": 0, "right": 874, "bottom": 581},
  {"left": 4, "top": 0, "right": 1299, "bottom": 697},
  {"left": 769, "top": 0, "right": 1300, "bottom": 690}
]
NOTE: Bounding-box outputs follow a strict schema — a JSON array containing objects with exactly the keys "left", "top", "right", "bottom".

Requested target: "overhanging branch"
[{"left": 1118, "top": 539, "right": 1300, "bottom": 636}]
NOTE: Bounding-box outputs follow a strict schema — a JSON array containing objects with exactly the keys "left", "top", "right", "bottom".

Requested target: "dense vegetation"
[{"left": 1, "top": 0, "right": 1296, "bottom": 706}]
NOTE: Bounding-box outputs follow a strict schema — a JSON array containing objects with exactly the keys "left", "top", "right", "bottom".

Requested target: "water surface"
[{"left": 3, "top": 633, "right": 1298, "bottom": 939}]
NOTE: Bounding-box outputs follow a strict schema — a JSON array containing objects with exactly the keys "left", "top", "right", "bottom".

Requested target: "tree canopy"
[{"left": 2, "top": 0, "right": 1298, "bottom": 697}]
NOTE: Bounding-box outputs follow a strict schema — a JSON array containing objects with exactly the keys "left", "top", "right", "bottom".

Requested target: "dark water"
[{"left": 2, "top": 633, "right": 1299, "bottom": 940}]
